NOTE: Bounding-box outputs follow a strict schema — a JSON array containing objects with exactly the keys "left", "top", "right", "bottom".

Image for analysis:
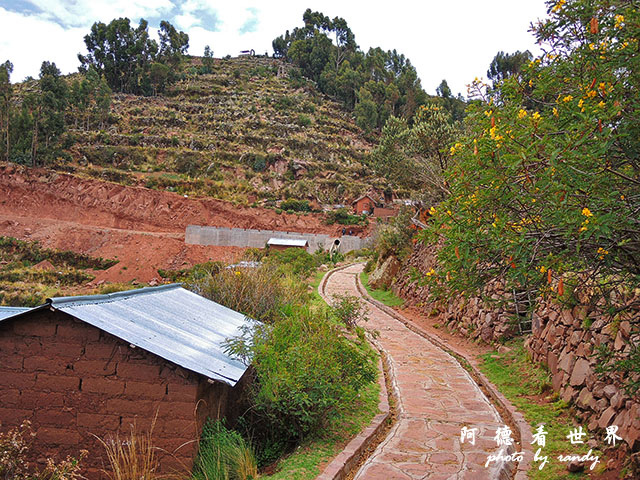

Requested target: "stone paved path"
[{"left": 324, "top": 264, "right": 513, "bottom": 480}]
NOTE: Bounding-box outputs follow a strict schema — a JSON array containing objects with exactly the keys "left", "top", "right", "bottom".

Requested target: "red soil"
[{"left": 0, "top": 164, "right": 350, "bottom": 283}]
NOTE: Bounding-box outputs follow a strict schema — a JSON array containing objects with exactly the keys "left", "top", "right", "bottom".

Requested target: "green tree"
[
  {"left": 0, "top": 60, "right": 12, "bottom": 162},
  {"left": 203, "top": 45, "right": 215, "bottom": 73},
  {"left": 158, "top": 20, "right": 189, "bottom": 68},
  {"left": 373, "top": 105, "right": 457, "bottom": 199},
  {"left": 78, "top": 18, "right": 158, "bottom": 94},
  {"left": 423, "top": 0, "right": 640, "bottom": 300},
  {"left": 487, "top": 50, "right": 533, "bottom": 88}
]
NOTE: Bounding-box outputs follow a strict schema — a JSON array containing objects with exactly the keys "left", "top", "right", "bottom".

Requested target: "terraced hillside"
[{"left": 55, "top": 56, "right": 384, "bottom": 205}]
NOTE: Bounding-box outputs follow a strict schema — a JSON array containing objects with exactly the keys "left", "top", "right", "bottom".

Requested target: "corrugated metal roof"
[
  {"left": 267, "top": 238, "right": 308, "bottom": 247},
  {"left": 0, "top": 306, "right": 31, "bottom": 321},
  {"left": 47, "top": 284, "right": 253, "bottom": 386}
]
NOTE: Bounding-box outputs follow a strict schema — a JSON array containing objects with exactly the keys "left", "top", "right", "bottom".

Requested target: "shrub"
[
  {"left": 296, "top": 114, "right": 312, "bottom": 127},
  {"left": 193, "top": 420, "right": 257, "bottom": 480},
  {"left": 279, "top": 198, "right": 310, "bottom": 212},
  {"left": 372, "top": 209, "right": 414, "bottom": 260},
  {"left": 224, "top": 306, "right": 377, "bottom": 458},
  {"left": 324, "top": 208, "right": 366, "bottom": 226},
  {"left": 189, "top": 265, "right": 307, "bottom": 323},
  {"left": 330, "top": 294, "right": 369, "bottom": 330},
  {"left": 264, "top": 248, "right": 316, "bottom": 277}
]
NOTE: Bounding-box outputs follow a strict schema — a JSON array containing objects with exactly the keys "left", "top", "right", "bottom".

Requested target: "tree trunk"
[{"left": 31, "top": 110, "right": 39, "bottom": 167}]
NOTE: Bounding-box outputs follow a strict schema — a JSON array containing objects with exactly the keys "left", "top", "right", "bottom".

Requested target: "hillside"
[{"left": 51, "top": 56, "right": 385, "bottom": 205}]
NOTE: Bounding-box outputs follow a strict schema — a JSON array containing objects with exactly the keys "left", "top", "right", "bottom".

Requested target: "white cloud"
[
  {"left": 2, "top": 1, "right": 550, "bottom": 96},
  {"left": 27, "top": 0, "right": 174, "bottom": 27}
]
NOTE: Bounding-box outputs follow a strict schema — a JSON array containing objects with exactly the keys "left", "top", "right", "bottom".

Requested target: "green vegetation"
[
  {"left": 193, "top": 420, "right": 257, "bottom": 480},
  {"left": 260, "top": 378, "right": 379, "bottom": 480},
  {"left": 478, "top": 340, "right": 603, "bottom": 479},
  {"left": 324, "top": 208, "right": 367, "bottom": 226},
  {"left": 360, "top": 272, "right": 404, "bottom": 307},
  {"left": 0, "top": 236, "right": 118, "bottom": 306},
  {"left": 273, "top": 9, "right": 465, "bottom": 130}
]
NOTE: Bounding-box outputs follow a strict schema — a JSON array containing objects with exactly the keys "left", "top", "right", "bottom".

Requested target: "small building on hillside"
[
  {"left": 266, "top": 238, "right": 309, "bottom": 251},
  {"left": 352, "top": 194, "right": 377, "bottom": 215},
  {"left": 0, "top": 285, "right": 254, "bottom": 478}
]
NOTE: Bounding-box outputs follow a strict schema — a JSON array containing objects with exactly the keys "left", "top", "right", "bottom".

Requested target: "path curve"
[{"left": 324, "top": 264, "right": 514, "bottom": 480}]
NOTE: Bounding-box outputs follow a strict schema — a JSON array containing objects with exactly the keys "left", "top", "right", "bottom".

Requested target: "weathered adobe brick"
[
  {"left": 157, "top": 401, "right": 199, "bottom": 420},
  {"left": 23, "top": 355, "right": 71, "bottom": 374},
  {"left": 56, "top": 322, "right": 101, "bottom": 342},
  {"left": 82, "top": 377, "right": 125, "bottom": 395},
  {"left": 158, "top": 418, "right": 197, "bottom": 438},
  {"left": 73, "top": 359, "right": 117, "bottom": 376},
  {"left": 36, "top": 427, "right": 80, "bottom": 445},
  {"left": 35, "top": 373, "right": 80, "bottom": 392},
  {"left": 165, "top": 383, "right": 198, "bottom": 402},
  {"left": 77, "top": 412, "right": 120, "bottom": 430},
  {"left": 105, "top": 398, "right": 156, "bottom": 416},
  {"left": 0, "top": 407, "right": 32, "bottom": 425},
  {"left": 123, "top": 380, "right": 167, "bottom": 399},
  {"left": 119, "top": 416, "right": 156, "bottom": 432},
  {"left": 0, "top": 354, "right": 23, "bottom": 370},
  {"left": 35, "top": 408, "right": 76, "bottom": 426},
  {"left": 83, "top": 342, "right": 124, "bottom": 361},
  {"left": 0, "top": 371, "right": 36, "bottom": 389},
  {"left": 13, "top": 320, "right": 56, "bottom": 337},
  {"left": 0, "top": 388, "right": 20, "bottom": 406},
  {"left": 20, "top": 390, "right": 64, "bottom": 409},
  {"left": 116, "top": 362, "right": 163, "bottom": 381}
]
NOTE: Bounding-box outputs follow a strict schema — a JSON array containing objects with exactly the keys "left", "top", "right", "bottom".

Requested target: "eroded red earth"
[{"left": 0, "top": 164, "right": 350, "bottom": 284}]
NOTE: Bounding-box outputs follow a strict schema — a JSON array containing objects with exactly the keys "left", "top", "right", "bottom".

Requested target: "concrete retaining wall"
[{"left": 185, "top": 225, "right": 370, "bottom": 253}]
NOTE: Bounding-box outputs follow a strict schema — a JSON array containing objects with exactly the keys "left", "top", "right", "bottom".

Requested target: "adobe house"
[
  {"left": 266, "top": 237, "right": 309, "bottom": 251},
  {"left": 0, "top": 285, "right": 254, "bottom": 478},
  {"left": 352, "top": 194, "right": 377, "bottom": 215}
]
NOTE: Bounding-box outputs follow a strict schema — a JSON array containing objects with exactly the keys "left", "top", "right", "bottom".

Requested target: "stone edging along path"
[{"left": 316, "top": 263, "right": 534, "bottom": 480}]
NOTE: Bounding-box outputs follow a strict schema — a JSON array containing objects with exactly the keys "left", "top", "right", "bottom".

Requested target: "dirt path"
[{"left": 324, "top": 264, "right": 515, "bottom": 480}]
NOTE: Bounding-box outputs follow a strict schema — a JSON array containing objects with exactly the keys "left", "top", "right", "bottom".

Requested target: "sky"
[{"left": 0, "top": 0, "right": 550, "bottom": 96}]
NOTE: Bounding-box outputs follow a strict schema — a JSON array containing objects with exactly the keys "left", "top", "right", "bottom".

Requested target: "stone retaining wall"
[
  {"left": 390, "top": 242, "right": 640, "bottom": 451},
  {"left": 526, "top": 301, "right": 639, "bottom": 450},
  {"left": 185, "top": 225, "right": 369, "bottom": 253}
]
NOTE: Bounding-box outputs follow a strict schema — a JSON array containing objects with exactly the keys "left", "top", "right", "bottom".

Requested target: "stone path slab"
[{"left": 324, "top": 264, "right": 514, "bottom": 480}]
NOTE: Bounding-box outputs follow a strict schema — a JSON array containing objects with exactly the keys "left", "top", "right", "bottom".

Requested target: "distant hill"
[{"left": 50, "top": 56, "right": 389, "bottom": 206}]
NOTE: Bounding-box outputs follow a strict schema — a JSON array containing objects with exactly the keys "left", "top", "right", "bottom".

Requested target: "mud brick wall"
[{"left": 0, "top": 310, "right": 239, "bottom": 478}]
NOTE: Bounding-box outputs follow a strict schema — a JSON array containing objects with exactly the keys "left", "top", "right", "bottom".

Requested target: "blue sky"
[{"left": 0, "top": 0, "right": 549, "bottom": 96}]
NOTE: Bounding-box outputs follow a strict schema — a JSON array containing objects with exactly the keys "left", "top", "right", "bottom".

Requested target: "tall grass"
[
  {"left": 193, "top": 420, "right": 257, "bottom": 480},
  {"left": 98, "top": 421, "right": 162, "bottom": 480}
]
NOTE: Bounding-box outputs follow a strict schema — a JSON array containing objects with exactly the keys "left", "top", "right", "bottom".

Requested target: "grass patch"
[
  {"left": 260, "top": 378, "right": 379, "bottom": 480},
  {"left": 308, "top": 269, "right": 326, "bottom": 307},
  {"left": 360, "top": 272, "right": 404, "bottom": 307},
  {"left": 478, "top": 339, "right": 604, "bottom": 479}
]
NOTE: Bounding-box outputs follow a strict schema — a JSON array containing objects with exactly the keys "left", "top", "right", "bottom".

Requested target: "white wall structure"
[{"left": 185, "top": 225, "right": 370, "bottom": 253}]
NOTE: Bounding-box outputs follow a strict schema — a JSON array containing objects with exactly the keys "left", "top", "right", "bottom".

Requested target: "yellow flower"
[
  {"left": 615, "top": 14, "right": 624, "bottom": 28},
  {"left": 532, "top": 111, "right": 541, "bottom": 121},
  {"left": 621, "top": 194, "right": 625, "bottom": 200},
  {"left": 582, "top": 207, "right": 593, "bottom": 217},
  {"left": 429, "top": 206, "right": 437, "bottom": 215},
  {"left": 539, "top": 265, "right": 547, "bottom": 273},
  {"left": 484, "top": 110, "right": 493, "bottom": 117},
  {"left": 598, "top": 101, "right": 606, "bottom": 108},
  {"left": 578, "top": 99, "right": 584, "bottom": 109},
  {"left": 553, "top": 107, "right": 559, "bottom": 117},
  {"left": 589, "top": 43, "right": 596, "bottom": 51},
  {"left": 586, "top": 89, "right": 597, "bottom": 98},
  {"left": 562, "top": 95, "right": 573, "bottom": 102},
  {"left": 426, "top": 268, "right": 436, "bottom": 277},
  {"left": 517, "top": 109, "right": 527, "bottom": 119},
  {"left": 552, "top": 0, "right": 565, "bottom": 13},
  {"left": 528, "top": 79, "right": 533, "bottom": 87},
  {"left": 235, "top": 271, "right": 242, "bottom": 276}
]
